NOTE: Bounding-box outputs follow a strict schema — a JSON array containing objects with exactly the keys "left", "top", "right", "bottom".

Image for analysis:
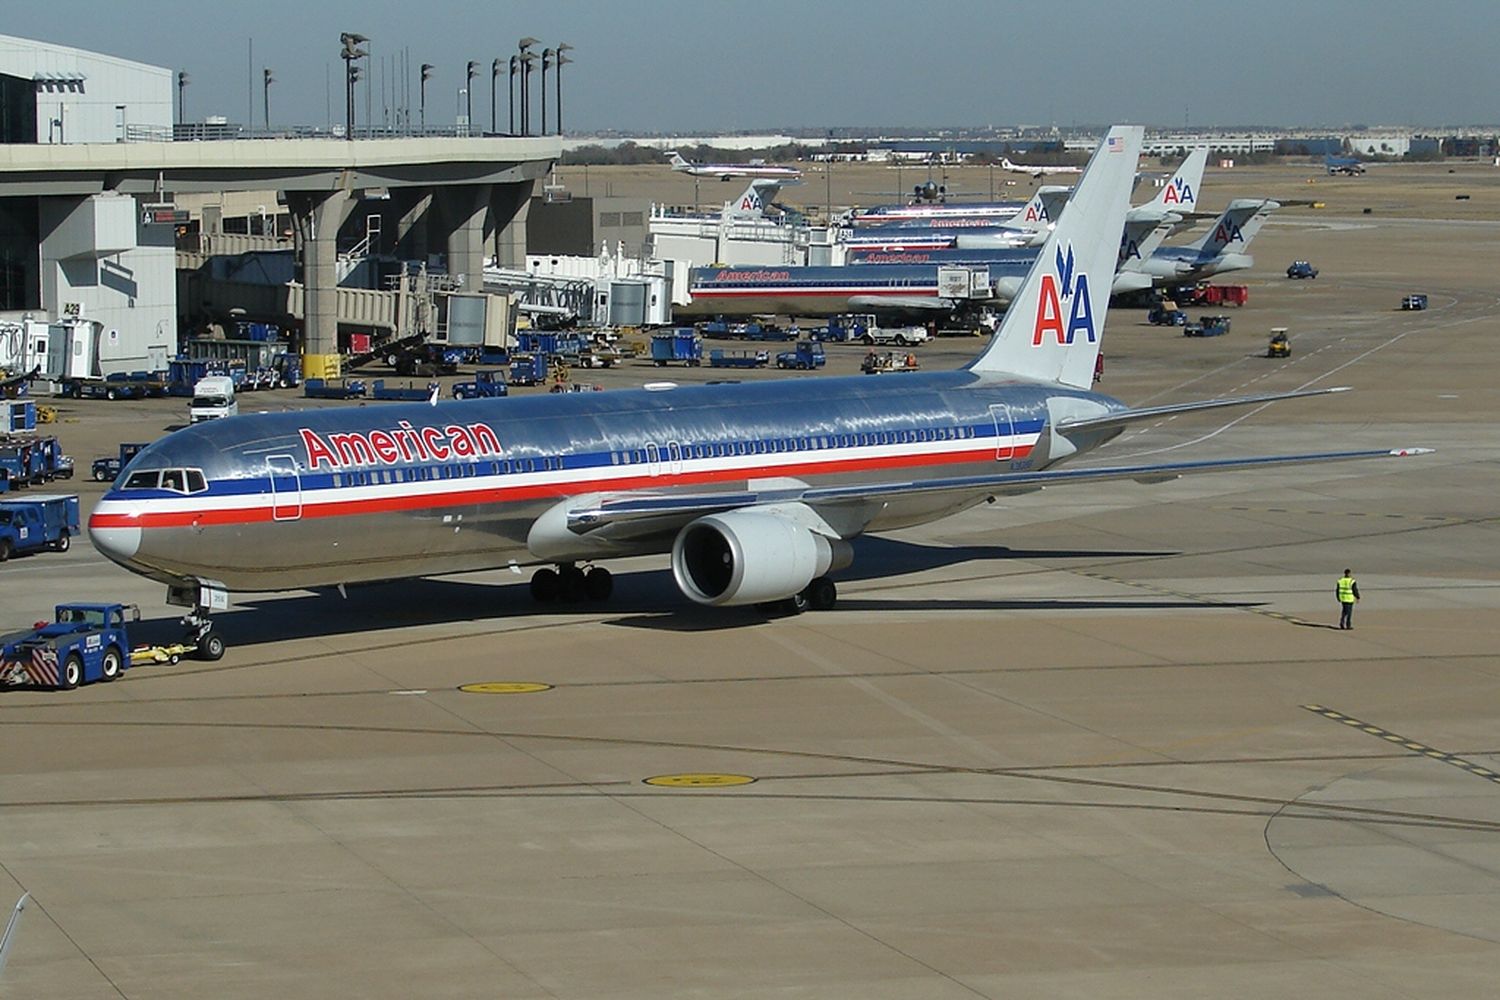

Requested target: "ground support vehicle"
[
  {"left": 1182, "top": 283, "right": 1249, "bottom": 307},
  {"left": 0, "top": 495, "right": 78, "bottom": 559},
  {"left": 0, "top": 438, "right": 72, "bottom": 491},
  {"left": 59, "top": 375, "right": 147, "bottom": 401},
  {"left": 860, "top": 351, "right": 920, "bottom": 374},
  {"left": 708, "top": 349, "right": 769, "bottom": 369},
  {"left": 508, "top": 353, "right": 551, "bottom": 386},
  {"left": 371, "top": 380, "right": 437, "bottom": 402},
  {"left": 1286, "top": 260, "right": 1319, "bottom": 279},
  {"left": 1402, "top": 293, "right": 1429, "bottom": 310},
  {"left": 1267, "top": 328, "right": 1291, "bottom": 358},
  {"left": 392, "top": 344, "right": 462, "bottom": 377},
  {"left": 452, "top": 370, "right": 509, "bottom": 399},
  {"left": 859, "top": 323, "right": 929, "bottom": 347},
  {"left": 91, "top": 443, "right": 146, "bottom": 482},
  {"left": 650, "top": 331, "right": 703, "bottom": 367},
  {"left": 0, "top": 603, "right": 136, "bottom": 689},
  {"left": 303, "top": 378, "right": 367, "bottom": 399},
  {"left": 1148, "top": 304, "right": 1188, "bottom": 326},
  {"left": 1184, "top": 315, "right": 1231, "bottom": 338},
  {"left": 776, "top": 341, "right": 826, "bottom": 370}
]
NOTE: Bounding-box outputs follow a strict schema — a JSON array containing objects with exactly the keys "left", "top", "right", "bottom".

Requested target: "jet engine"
[{"left": 671, "top": 510, "right": 851, "bottom": 606}]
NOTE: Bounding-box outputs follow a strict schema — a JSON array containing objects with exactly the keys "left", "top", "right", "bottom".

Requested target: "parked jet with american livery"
[
  {"left": 669, "top": 151, "right": 802, "bottom": 181},
  {"left": 89, "top": 127, "right": 1425, "bottom": 651}
]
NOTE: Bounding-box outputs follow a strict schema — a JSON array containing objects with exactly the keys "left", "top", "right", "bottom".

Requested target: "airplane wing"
[
  {"left": 1055, "top": 386, "right": 1350, "bottom": 435},
  {"left": 565, "top": 446, "right": 1431, "bottom": 539},
  {"left": 0, "top": 893, "right": 27, "bottom": 978}
]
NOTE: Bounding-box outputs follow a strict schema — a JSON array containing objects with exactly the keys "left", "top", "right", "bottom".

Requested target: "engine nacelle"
[{"left": 671, "top": 510, "right": 851, "bottom": 606}]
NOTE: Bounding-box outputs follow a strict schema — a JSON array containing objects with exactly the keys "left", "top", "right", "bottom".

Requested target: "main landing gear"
[
  {"left": 182, "top": 608, "right": 226, "bottom": 661},
  {"left": 529, "top": 564, "right": 613, "bottom": 604},
  {"left": 762, "top": 575, "right": 838, "bottom": 616}
]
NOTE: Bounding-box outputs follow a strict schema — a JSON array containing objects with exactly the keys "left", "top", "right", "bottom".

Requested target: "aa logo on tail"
[
  {"left": 1118, "top": 235, "right": 1142, "bottom": 263},
  {"left": 1023, "top": 202, "right": 1049, "bottom": 223},
  {"left": 1031, "top": 244, "right": 1097, "bottom": 346},
  {"left": 740, "top": 193, "right": 763, "bottom": 212},
  {"left": 1213, "top": 220, "right": 1244, "bottom": 244},
  {"left": 1161, "top": 177, "right": 1194, "bottom": 206}
]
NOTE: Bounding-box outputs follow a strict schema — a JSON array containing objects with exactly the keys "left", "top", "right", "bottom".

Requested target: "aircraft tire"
[
  {"left": 530, "top": 567, "right": 560, "bottom": 602},
  {"left": 584, "top": 567, "right": 613, "bottom": 602},
  {"left": 560, "top": 565, "right": 588, "bottom": 602},
  {"left": 806, "top": 576, "right": 837, "bottom": 611},
  {"left": 781, "top": 591, "right": 810, "bottom": 615},
  {"left": 198, "top": 632, "right": 226, "bottom": 661}
]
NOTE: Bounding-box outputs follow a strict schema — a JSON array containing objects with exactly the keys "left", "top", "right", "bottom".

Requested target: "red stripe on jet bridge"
[{"left": 89, "top": 444, "right": 1034, "bottom": 531}]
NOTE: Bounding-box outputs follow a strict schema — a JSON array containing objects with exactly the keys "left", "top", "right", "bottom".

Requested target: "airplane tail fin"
[
  {"left": 722, "top": 179, "right": 781, "bottom": 220},
  {"left": 1118, "top": 207, "right": 1180, "bottom": 270},
  {"left": 1009, "top": 184, "right": 1068, "bottom": 232},
  {"left": 0, "top": 894, "right": 27, "bottom": 979},
  {"left": 1145, "top": 147, "right": 1207, "bottom": 213},
  {"left": 968, "top": 125, "right": 1143, "bottom": 389},
  {"left": 668, "top": 151, "right": 688, "bottom": 170},
  {"left": 1186, "top": 198, "right": 1279, "bottom": 256}
]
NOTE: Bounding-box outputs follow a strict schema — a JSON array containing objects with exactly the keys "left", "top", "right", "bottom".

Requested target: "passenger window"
[
  {"left": 185, "top": 469, "right": 207, "bottom": 493},
  {"left": 123, "top": 470, "right": 160, "bottom": 490}
]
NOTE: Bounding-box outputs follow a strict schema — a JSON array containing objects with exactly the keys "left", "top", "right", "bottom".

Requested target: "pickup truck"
[{"left": 860, "top": 324, "right": 929, "bottom": 347}]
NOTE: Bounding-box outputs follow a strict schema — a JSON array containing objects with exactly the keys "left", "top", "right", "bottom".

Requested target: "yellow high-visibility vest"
[{"left": 1337, "top": 576, "right": 1357, "bottom": 603}]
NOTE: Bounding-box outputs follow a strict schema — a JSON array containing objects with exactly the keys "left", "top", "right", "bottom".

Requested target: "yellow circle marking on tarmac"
[
  {"left": 458, "top": 682, "right": 554, "bottom": 694},
  {"left": 644, "top": 773, "right": 757, "bottom": 788}
]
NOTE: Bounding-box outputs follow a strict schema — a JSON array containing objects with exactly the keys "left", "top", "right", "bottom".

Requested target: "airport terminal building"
[{"left": 0, "top": 34, "right": 177, "bottom": 372}]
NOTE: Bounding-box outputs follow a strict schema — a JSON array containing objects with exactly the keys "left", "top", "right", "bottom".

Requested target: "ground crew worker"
[{"left": 1336, "top": 568, "right": 1360, "bottom": 630}]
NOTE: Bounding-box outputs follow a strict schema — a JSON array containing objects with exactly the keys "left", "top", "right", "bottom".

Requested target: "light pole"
[
  {"left": 490, "top": 58, "right": 500, "bottom": 133},
  {"left": 340, "top": 32, "right": 369, "bottom": 140},
  {"left": 464, "top": 60, "right": 476, "bottom": 133},
  {"left": 263, "top": 68, "right": 274, "bottom": 130},
  {"left": 176, "top": 71, "right": 189, "bottom": 125},
  {"left": 508, "top": 55, "right": 518, "bottom": 134},
  {"left": 518, "top": 37, "right": 538, "bottom": 135},
  {"left": 419, "top": 63, "right": 432, "bottom": 132},
  {"left": 541, "top": 48, "right": 553, "bottom": 135},
  {"left": 554, "top": 44, "right": 572, "bottom": 135}
]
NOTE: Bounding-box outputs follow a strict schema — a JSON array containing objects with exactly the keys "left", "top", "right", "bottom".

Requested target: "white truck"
[
  {"left": 835, "top": 314, "right": 931, "bottom": 347},
  {"left": 189, "top": 375, "right": 238, "bottom": 423}
]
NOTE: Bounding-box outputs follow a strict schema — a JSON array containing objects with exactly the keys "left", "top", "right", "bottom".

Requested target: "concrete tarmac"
[{"left": 3, "top": 163, "right": 1500, "bottom": 997}]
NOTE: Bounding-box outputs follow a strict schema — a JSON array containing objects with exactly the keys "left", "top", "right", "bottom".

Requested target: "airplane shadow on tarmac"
[{"left": 124, "top": 537, "right": 1231, "bottom": 647}]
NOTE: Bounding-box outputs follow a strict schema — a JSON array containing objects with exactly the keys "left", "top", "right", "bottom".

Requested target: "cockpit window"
[
  {"left": 123, "top": 470, "right": 161, "bottom": 490},
  {"left": 121, "top": 468, "right": 208, "bottom": 493}
]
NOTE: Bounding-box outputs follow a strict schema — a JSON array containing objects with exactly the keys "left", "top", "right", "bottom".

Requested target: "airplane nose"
[{"left": 89, "top": 520, "right": 141, "bottom": 563}]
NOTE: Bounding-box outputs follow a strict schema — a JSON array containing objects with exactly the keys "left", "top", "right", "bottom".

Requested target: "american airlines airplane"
[
  {"left": 668, "top": 151, "right": 802, "bottom": 181},
  {"left": 999, "top": 155, "right": 1083, "bottom": 178},
  {"left": 89, "top": 126, "right": 1425, "bottom": 652}
]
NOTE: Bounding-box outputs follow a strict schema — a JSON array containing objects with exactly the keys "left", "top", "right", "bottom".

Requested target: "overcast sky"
[{"left": 9, "top": 1, "right": 1498, "bottom": 132}]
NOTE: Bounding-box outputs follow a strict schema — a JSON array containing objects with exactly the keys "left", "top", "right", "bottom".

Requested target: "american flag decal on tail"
[{"left": 1106, "top": 136, "right": 1124, "bottom": 152}]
